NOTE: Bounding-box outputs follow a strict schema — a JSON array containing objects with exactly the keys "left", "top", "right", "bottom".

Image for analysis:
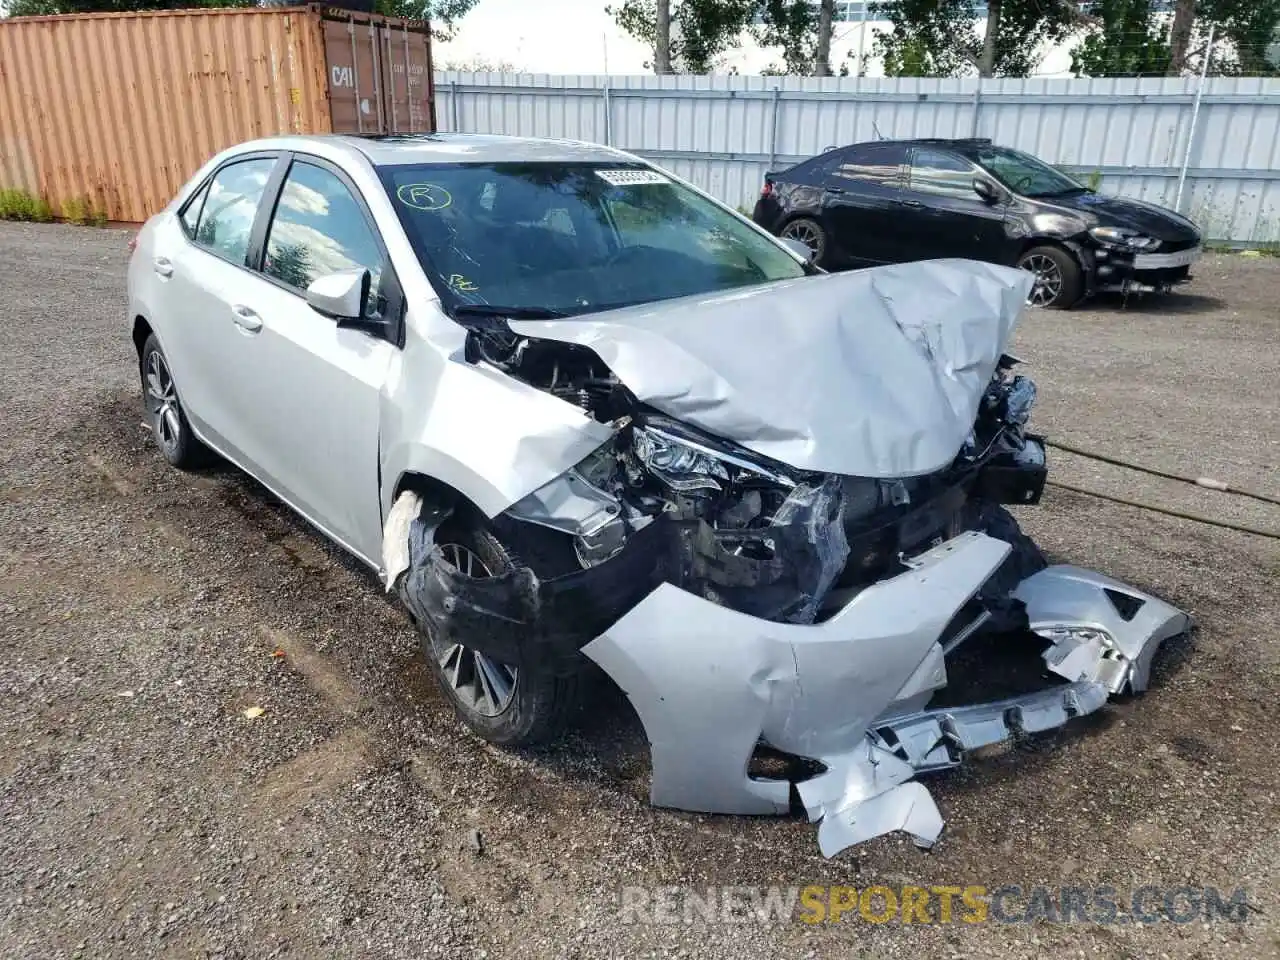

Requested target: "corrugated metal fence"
[{"left": 434, "top": 73, "right": 1280, "bottom": 245}]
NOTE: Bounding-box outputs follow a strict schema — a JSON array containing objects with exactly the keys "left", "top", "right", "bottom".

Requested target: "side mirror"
[
  {"left": 973, "top": 177, "right": 1002, "bottom": 206},
  {"left": 305, "top": 268, "right": 370, "bottom": 322},
  {"left": 780, "top": 236, "right": 816, "bottom": 263}
]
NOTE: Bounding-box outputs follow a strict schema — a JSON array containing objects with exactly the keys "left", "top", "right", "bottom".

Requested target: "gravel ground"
[{"left": 1, "top": 221, "right": 1277, "bottom": 960}]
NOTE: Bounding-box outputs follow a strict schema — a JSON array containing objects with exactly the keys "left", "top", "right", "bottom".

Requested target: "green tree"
[
  {"left": 1071, "top": 0, "right": 1171, "bottom": 76},
  {"left": 1202, "top": 0, "right": 1280, "bottom": 75},
  {"left": 608, "top": 0, "right": 757, "bottom": 72},
  {"left": 873, "top": 0, "right": 1094, "bottom": 77},
  {"left": 372, "top": 0, "right": 479, "bottom": 40}
]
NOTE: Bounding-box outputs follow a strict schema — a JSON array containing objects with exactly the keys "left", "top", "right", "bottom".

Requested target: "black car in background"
[{"left": 752, "top": 138, "right": 1203, "bottom": 308}]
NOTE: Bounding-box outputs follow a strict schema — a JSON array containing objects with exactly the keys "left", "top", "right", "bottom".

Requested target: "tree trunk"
[
  {"left": 978, "top": 0, "right": 1002, "bottom": 77},
  {"left": 815, "top": 0, "right": 834, "bottom": 76},
  {"left": 1167, "top": 0, "right": 1196, "bottom": 75},
  {"left": 654, "top": 0, "right": 673, "bottom": 74}
]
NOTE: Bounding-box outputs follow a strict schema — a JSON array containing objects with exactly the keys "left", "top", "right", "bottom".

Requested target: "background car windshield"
[
  {"left": 975, "top": 147, "right": 1084, "bottom": 197},
  {"left": 378, "top": 162, "right": 805, "bottom": 315}
]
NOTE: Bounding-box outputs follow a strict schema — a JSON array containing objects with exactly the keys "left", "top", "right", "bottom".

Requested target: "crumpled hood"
[{"left": 510, "top": 259, "right": 1033, "bottom": 478}]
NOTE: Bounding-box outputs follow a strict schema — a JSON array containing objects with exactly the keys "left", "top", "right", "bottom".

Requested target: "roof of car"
[{"left": 232, "top": 133, "right": 636, "bottom": 167}]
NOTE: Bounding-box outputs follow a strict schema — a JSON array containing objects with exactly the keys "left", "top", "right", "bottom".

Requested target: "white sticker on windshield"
[{"left": 596, "top": 169, "right": 671, "bottom": 186}]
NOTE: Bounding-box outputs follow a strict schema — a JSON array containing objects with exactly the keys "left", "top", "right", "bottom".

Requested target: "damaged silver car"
[{"left": 128, "top": 133, "right": 1190, "bottom": 856}]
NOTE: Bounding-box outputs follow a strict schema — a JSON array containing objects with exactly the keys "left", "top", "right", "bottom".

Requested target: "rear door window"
[
  {"left": 907, "top": 148, "right": 977, "bottom": 199},
  {"left": 830, "top": 143, "right": 908, "bottom": 188},
  {"left": 189, "top": 158, "right": 277, "bottom": 266}
]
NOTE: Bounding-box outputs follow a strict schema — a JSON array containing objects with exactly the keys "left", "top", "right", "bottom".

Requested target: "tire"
[
  {"left": 968, "top": 502, "right": 1048, "bottom": 597},
  {"left": 1017, "top": 244, "right": 1083, "bottom": 309},
  {"left": 139, "top": 334, "right": 209, "bottom": 469},
  {"left": 779, "top": 216, "right": 828, "bottom": 267},
  {"left": 420, "top": 512, "right": 579, "bottom": 747}
]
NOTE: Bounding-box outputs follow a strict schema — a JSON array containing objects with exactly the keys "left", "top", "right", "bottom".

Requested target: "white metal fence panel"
[{"left": 434, "top": 72, "right": 1280, "bottom": 245}]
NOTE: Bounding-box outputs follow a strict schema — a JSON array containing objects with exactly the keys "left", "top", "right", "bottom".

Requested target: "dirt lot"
[{"left": 1, "top": 221, "right": 1278, "bottom": 960}]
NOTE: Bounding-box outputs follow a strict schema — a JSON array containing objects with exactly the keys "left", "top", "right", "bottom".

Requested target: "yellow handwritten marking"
[{"left": 396, "top": 183, "right": 452, "bottom": 211}]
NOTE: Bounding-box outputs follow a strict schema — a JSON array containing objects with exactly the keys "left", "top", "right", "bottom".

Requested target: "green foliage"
[
  {"left": 372, "top": 0, "right": 480, "bottom": 40},
  {"left": 0, "top": 188, "right": 54, "bottom": 222},
  {"left": 1071, "top": 0, "right": 1171, "bottom": 76},
  {"left": 5, "top": 0, "right": 480, "bottom": 42},
  {"left": 1201, "top": 0, "right": 1280, "bottom": 76},
  {"left": 607, "top": 0, "right": 757, "bottom": 73},
  {"left": 61, "top": 195, "right": 107, "bottom": 226},
  {"left": 873, "top": 0, "right": 1078, "bottom": 77},
  {"left": 753, "top": 0, "right": 819, "bottom": 75}
]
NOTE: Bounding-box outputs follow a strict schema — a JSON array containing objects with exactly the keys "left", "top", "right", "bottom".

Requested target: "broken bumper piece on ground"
[
  {"left": 388, "top": 491, "right": 1190, "bottom": 858},
  {"left": 581, "top": 531, "right": 1190, "bottom": 858}
]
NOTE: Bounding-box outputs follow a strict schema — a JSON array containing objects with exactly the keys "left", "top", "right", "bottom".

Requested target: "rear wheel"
[
  {"left": 779, "top": 217, "right": 827, "bottom": 266},
  {"left": 422, "top": 514, "right": 579, "bottom": 746},
  {"left": 1017, "top": 245, "right": 1083, "bottom": 309},
  {"left": 140, "top": 334, "right": 208, "bottom": 469}
]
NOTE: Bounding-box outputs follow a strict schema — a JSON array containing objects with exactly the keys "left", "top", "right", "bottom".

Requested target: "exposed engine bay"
[
  {"left": 455, "top": 314, "right": 1046, "bottom": 629},
  {"left": 384, "top": 262, "right": 1191, "bottom": 858}
]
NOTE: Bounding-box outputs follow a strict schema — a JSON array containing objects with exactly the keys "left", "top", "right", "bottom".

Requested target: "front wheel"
[
  {"left": 416, "top": 513, "right": 579, "bottom": 746},
  {"left": 1017, "top": 245, "right": 1083, "bottom": 309}
]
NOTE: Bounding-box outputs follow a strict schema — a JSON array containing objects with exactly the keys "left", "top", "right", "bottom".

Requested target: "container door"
[
  {"left": 377, "top": 24, "right": 435, "bottom": 134},
  {"left": 324, "top": 17, "right": 387, "bottom": 134}
]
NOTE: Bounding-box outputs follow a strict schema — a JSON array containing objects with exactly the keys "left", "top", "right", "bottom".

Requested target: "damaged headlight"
[
  {"left": 632, "top": 419, "right": 797, "bottom": 493},
  {"left": 1088, "top": 226, "right": 1160, "bottom": 251}
]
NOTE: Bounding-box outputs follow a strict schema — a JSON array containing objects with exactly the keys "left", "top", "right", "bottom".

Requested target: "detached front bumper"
[{"left": 583, "top": 532, "right": 1190, "bottom": 857}]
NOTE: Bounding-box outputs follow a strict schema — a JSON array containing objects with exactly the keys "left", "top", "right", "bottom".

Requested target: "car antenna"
[{"left": 873, "top": 121, "right": 885, "bottom": 140}]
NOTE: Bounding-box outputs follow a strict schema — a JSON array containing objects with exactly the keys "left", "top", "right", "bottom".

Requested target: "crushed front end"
[{"left": 386, "top": 262, "right": 1191, "bottom": 856}]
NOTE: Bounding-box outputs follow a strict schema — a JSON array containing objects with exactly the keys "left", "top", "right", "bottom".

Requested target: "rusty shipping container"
[{"left": 0, "top": 5, "right": 435, "bottom": 223}]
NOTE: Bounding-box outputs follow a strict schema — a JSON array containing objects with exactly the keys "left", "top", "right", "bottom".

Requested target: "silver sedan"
[{"left": 128, "top": 133, "right": 1189, "bottom": 857}]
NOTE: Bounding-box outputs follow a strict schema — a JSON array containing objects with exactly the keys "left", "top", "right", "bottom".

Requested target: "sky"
[{"left": 434, "top": 0, "right": 893, "bottom": 76}]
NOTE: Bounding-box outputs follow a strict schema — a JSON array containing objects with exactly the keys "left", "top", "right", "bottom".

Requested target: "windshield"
[
  {"left": 973, "top": 146, "right": 1085, "bottom": 198},
  {"left": 377, "top": 162, "right": 806, "bottom": 316}
]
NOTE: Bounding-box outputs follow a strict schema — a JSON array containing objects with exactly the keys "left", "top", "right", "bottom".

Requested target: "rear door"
[
  {"left": 820, "top": 142, "right": 911, "bottom": 266},
  {"left": 904, "top": 147, "right": 1015, "bottom": 264},
  {"left": 159, "top": 154, "right": 284, "bottom": 459}
]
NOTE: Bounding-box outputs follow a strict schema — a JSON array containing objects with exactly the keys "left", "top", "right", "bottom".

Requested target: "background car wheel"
[
  {"left": 140, "top": 334, "right": 208, "bottom": 469},
  {"left": 1017, "top": 245, "right": 1083, "bottom": 309},
  {"left": 422, "top": 513, "right": 579, "bottom": 747},
  {"left": 779, "top": 217, "right": 827, "bottom": 266}
]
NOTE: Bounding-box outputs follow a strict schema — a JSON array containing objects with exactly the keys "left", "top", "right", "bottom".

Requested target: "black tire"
[
  {"left": 421, "top": 512, "right": 579, "bottom": 747},
  {"left": 779, "top": 216, "right": 828, "bottom": 267},
  {"left": 139, "top": 334, "right": 209, "bottom": 469},
  {"left": 969, "top": 501, "right": 1048, "bottom": 597},
  {"left": 1017, "top": 244, "right": 1084, "bottom": 309}
]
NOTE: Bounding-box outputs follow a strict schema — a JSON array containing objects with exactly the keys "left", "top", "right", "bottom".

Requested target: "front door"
[
  {"left": 904, "top": 147, "right": 1014, "bottom": 264},
  {"left": 225, "top": 157, "right": 400, "bottom": 563}
]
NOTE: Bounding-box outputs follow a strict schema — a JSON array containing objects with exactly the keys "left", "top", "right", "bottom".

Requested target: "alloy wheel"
[
  {"left": 1020, "top": 254, "right": 1064, "bottom": 307},
  {"left": 144, "top": 349, "right": 183, "bottom": 457},
  {"left": 430, "top": 542, "right": 519, "bottom": 717},
  {"left": 780, "top": 220, "right": 822, "bottom": 258}
]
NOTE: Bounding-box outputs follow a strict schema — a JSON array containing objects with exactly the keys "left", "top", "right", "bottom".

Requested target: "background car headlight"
[{"left": 1089, "top": 226, "right": 1160, "bottom": 251}]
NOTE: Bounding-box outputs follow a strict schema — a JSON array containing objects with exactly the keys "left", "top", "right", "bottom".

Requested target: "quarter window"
[
  {"left": 908, "top": 149, "right": 977, "bottom": 199},
  {"left": 262, "top": 162, "right": 386, "bottom": 319},
  {"left": 189, "top": 158, "right": 276, "bottom": 265},
  {"left": 179, "top": 181, "right": 210, "bottom": 238}
]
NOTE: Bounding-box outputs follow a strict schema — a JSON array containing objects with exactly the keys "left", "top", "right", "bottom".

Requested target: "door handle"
[
  {"left": 898, "top": 198, "right": 924, "bottom": 208},
  {"left": 231, "top": 305, "right": 263, "bottom": 333},
  {"left": 153, "top": 257, "right": 174, "bottom": 278},
  {"left": 826, "top": 186, "right": 846, "bottom": 195}
]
